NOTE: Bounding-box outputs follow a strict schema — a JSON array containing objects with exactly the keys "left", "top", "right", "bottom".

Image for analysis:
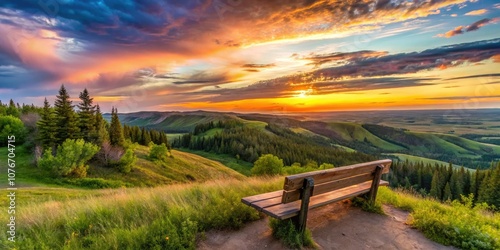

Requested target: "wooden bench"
[{"left": 241, "top": 159, "right": 392, "bottom": 232}]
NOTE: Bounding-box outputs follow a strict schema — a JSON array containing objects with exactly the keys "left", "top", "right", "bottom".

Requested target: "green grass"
[
  {"left": 0, "top": 145, "right": 245, "bottom": 188},
  {"left": 378, "top": 187, "right": 500, "bottom": 250},
  {"left": 177, "top": 148, "right": 253, "bottom": 176},
  {"left": 0, "top": 146, "right": 58, "bottom": 188},
  {"left": 89, "top": 146, "right": 245, "bottom": 187},
  {"left": 329, "top": 122, "right": 405, "bottom": 151},
  {"left": 0, "top": 177, "right": 283, "bottom": 250}
]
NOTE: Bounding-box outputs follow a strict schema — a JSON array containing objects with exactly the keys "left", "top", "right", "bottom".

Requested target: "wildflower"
[{"left": 165, "top": 236, "right": 169, "bottom": 241}]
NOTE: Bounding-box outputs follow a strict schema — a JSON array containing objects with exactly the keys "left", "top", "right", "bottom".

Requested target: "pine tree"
[
  {"left": 54, "top": 85, "right": 80, "bottom": 144},
  {"left": 430, "top": 170, "right": 441, "bottom": 199},
  {"left": 36, "top": 98, "right": 56, "bottom": 150},
  {"left": 6, "top": 99, "right": 19, "bottom": 117},
  {"left": 443, "top": 182, "right": 452, "bottom": 201},
  {"left": 93, "top": 105, "right": 109, "bottom": 144},
  {"left": 109, "top": 107, "right": 125, "bottom": 147},
  {"left": 77, "top": 88, "right": 96, "bottom": 142}
]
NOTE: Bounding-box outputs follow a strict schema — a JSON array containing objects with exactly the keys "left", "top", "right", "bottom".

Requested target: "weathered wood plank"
[
  {"left": 241, "top": 190, "right": 283, "bottom": 206},
  {"left": 368, "top": 165, "right": 384, "bottom": 203},
  {"left": 262, "top": 180, "right": 389, "bottom": 220},
  {"left": 283, "top": 159, "right": 391, "bottom": 191},
  {"left": 297, "top": 177, "right": 314, "bottom": 233},
  {"left": 250, "top": 196, "right": 282, "bottom": 212},
  {"left": 281, "top": 172, "right": 374, "bottom": 203}
]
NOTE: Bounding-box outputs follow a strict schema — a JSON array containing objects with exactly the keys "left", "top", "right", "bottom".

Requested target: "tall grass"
[
  {"left": 378, "top": 187, "right": 500, "bottom": 250},
  {"left": 1, "top": 177, "right": 282, "bottom": 250}
]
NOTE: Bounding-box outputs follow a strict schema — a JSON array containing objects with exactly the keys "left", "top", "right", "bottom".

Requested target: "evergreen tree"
[
  {"left": 109, "top": 107, "right": 125, "bottom": 147},
  {"left": 430, "top": 170, "right": 441, "bottom": 199},
  {"left": 6, "top": 99, "right": 19, "bottom": 117},
  {"left": 54, "top": 85, "right": 80, "bottom": 144},
  {"left": 93, "top": 104, "right": 109, "bottom": 144},
  {"left": 443, "top": 182, "right": 452, "bottom": 201},
  {"left": 36, "top": 98, "right": 56, "bottom": 150},
  {"left": 77, "top": 88, "right": 96, "bottom": 142}
]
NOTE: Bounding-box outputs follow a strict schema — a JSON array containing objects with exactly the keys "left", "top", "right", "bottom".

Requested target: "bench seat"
[{"left": 242, "top": 180, "right": 389, "bottom": 220}]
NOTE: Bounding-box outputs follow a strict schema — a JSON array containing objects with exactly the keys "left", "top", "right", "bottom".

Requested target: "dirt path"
[{"left": 198, "top": 201, "right": 456, "bottom": 250}]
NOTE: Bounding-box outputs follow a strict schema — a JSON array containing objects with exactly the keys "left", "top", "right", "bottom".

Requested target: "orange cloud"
[{"left": 465, "top": 9, "right": 488, "bottom": 16}]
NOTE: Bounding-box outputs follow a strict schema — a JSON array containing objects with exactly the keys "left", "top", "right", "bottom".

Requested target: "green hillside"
[
  {"left": 0, "top": 145, "right": 245, "bottom": 188},
  {"left": 329, "top": 122, "right": 406, "bottom": 151}
]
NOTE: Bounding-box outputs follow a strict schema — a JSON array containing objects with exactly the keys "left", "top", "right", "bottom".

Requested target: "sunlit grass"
[
  {"left": 1, "top": 177, "right": 282, "bottom": 250},
  {"left": 378, "top": 187, "right": 500, "bottom": 250}
]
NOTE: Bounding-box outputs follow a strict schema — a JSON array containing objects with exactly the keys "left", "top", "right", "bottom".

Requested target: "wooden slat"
[
  {"left": 281, "top": 172, "right": 374, "bottom": 203},
  {"left": 262, "top": 180, "right": 389, "bottom": 220},
  {"left": 284, "top": 159, "right": 391, "bottom": 191},
  {"left": 241, "top": 190, "right": 283, "bottom": 206},
  {"left": 250, "top": 196, "right": 282, "bottom": 212}
]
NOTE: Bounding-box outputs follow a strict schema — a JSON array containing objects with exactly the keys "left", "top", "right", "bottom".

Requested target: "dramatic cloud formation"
[
  {"left": 437, "top": 18, "right": 500, "bottom": 37},
  {"left": 1, "top": 0, "right": 500, "bottom": 112},
  {"left": 196, "top": 38, "right": 500, "bottom": 102}
]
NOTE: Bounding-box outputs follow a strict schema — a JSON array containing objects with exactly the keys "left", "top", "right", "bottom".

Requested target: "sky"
[{"left": 0, "top": 0, "right": 499, "bottom": 114}]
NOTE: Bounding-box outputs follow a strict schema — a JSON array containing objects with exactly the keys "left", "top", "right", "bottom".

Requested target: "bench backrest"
[{"left": 281, "top": 159, "right": 391, "bottom": 203}]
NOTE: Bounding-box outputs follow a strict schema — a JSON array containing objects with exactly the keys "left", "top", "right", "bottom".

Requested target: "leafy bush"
[
  {"left": 149, "top": 143, "right": 169, "bottom": 161},
  {"left": 117, "top": 148, "right": 136, "bottom": 173},
  {"left": 0, "top": 115, "right": 26, "bottom": 146},
  {"left": 38, "top": 139, "right": 99, "bottom": 178},
  {"left": 269, "top": 218, "right": 315, "bottom": 249},
  {"left": 252, "top": 154, "right": 284, "bottom": 176}
]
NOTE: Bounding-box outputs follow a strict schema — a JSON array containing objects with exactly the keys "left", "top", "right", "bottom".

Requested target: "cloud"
[
  {"left": 466, "top": 18, "right": 499, "bottom": 32},
  {"left": 299, "top": 50, "right": 388, "bottom": 68},
  {"left": 241, "top": 63, "right": 276, "bottom": 72},
  {"left": 191, "top": 38, "right": 500, "bottom": 102},
  {"left": 242, "top": 63, "right": 276, "bottom": 68},
  {"left": 446, "top": 73, "right": 500, "bottom": 80},
  {"left": 437, "top": 26, "right": 464, "bottom": 38},
  {"left": 465, "top": 9, "right": 488, "bottom": 16},
  {"left": 437, "top": 18, "right": 500, "bottom": 37},
  {"left": 0, "top": 0, "right": 468, "bottom": 87},
  {"left": 423, "top": 95, "right": 500, "bottom": 100}
]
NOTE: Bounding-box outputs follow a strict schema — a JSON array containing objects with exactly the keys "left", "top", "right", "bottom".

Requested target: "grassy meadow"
[{"left": 1, "top": 178, "right": 499, "bottom": 250}]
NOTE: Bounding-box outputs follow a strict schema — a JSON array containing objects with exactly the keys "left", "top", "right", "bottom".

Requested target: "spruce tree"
[
  {"left": 430, "top": 170, "right": 441, "bottom": 199},
  {"left": 443, "top": 182, "right": 452, "bottom": 201},
  {"left": 77, "top": 88, "right": 96, "bottom": 142},
  {"left": 54, "top": 85, "right": 80, "bottom": 144},
  {"left": 6, "top": 99, "right": 20, "bottom": 117},
  {"left": 36, "top": 98, "right": 56, "bottom": 150},
  {"left": 93, "top": 105, "right": 109, "bottom": 144},
  {"left": 109, "top": 107, "right": 125, "bottom": 147}
]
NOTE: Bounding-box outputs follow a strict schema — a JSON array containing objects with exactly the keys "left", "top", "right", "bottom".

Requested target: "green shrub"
[
  {"left": 149, "top": 143, "right": 169, "bottom": 161},
  {"left": 252, "top": 154, "right": 283, "bottom": 176},
  {"left": 117, "top": 148, "right": 136, "bottom": 173},
  {"left": 269, "top": 218, "right": 315, "bottom": 249},
  {"left": 38, "top": 139, "right": 100, "bottom": 178},
  {"left": 0, "top": 115, "right": 26, "bottom": 146}
]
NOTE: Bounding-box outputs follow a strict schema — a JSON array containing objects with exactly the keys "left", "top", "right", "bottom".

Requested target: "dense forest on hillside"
[{"left": 172, "top": 120, "right": 375, "bottom": 167}]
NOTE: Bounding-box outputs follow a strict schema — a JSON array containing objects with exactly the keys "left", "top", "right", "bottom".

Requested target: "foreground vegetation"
[
  {"left": 0, "top": 177, "right": 282, "bottom": 249},
  {"left": 1, "top": 177, "right": 499, "bottom": 250},
  {"left": 378, "top": 187, "right": 500, "bottom": 250}
]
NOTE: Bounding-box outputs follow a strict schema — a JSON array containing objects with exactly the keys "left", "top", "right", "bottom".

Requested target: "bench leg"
[
  {"left": 293, "top": 177, "right": 314, "bottom": 234},
  {"left": 367, "top": 165, "right": 384, "bottom": 204}
]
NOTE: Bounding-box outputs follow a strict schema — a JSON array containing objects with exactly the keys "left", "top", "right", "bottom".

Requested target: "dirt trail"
[{"left": 198, "top": 202, "right": 456, "bottom": 250}]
